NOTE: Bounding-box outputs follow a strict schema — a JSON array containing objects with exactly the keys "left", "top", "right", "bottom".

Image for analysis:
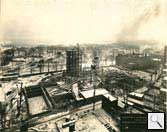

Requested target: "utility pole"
[
  {"left": 16, "top": 81, "right": 29, "bottom": 132},
  {"left": 0, "top": 102, "right": 7, "bottom": 129},
  {"left": 16, "top": 81, "right": 23, "bottom": 118}
]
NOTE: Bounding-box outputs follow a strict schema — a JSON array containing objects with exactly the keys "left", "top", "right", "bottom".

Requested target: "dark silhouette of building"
[
  {"left": 164, "top": 45, "right": 167, "bottom": 66},
  {"left": 0, "top": 48, "right": 14, "bottom": 66},
  {"left": 66, "top": 47, "right": 82, "bottom": 77}
]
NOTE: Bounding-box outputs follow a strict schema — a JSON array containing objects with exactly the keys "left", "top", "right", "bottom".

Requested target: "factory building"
[{"left": 66, "top": 47, "right": 82, "bottom": 77}]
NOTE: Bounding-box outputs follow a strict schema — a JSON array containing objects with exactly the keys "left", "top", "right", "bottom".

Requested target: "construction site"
[{"left": 0, "top": 44, "right": 166, "bottom": 132}]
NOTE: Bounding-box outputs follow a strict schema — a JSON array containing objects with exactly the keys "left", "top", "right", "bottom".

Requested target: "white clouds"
[{"left": 1, "top": 0, "right": 167, "bottom": 45}]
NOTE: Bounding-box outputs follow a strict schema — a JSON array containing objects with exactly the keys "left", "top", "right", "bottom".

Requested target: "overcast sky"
[{"left": 1, "top": 0, "right": 167, "bottom": 46}]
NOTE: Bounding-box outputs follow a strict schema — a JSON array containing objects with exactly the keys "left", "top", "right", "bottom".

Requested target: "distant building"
[
  {"left": 164, "top": 45, "right": 167, "bottom": 67},
  {"left": 0, "top": 47, "right": 14, "bottom": 66},
  {"left": 116, "top": 54, "right": 160, "bottom": 71}
]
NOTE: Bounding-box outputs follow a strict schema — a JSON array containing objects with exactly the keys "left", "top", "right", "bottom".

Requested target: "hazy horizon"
[{"left": 1, "top": 0, "right": 167, "bottom": 47}]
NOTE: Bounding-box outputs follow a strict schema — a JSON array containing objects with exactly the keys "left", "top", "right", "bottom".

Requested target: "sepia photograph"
[{"left": 0, "top": 0, "right": 166, "bottom": 132}]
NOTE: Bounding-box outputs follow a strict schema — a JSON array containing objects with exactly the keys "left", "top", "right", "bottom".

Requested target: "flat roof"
[
  {"left": 29, "top": 96, "right": 48, "bottom": 115},
  {"left": 135, "top": 87, "right": 148, "bottom": 93},
  {"left": 75, "top": 114, "right": 109, "bottom": 132},
  {"left": 33, "top": 109, "right": 115, "bottom": 132},
  {"left": 80, "top": 88, "right": 108, "bottom": 99},
  {"left": 80, "top": 88, "right": 117, "bottom": 102},
  {"left": 103, "top": 93, "right": 117, "bottom": 102},
  {"left": 59, "top": 113, "right": 109, "bottom": 132},
  {"left": 129, "top": 92, "right": 144, "bottom": 98},
  {"left": 128, "top": 97, "right": 144, "bottom": 105},
  {"left": 160, "top": 88, "right": 167, "bottom": 92}
]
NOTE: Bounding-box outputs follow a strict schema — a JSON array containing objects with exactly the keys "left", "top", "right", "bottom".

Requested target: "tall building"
[
  {"left": 164, "top": 45, "right": 167, "bottom": 66},
  {"left": 66, "top": 47, "right": 82, "bottom": 77}
]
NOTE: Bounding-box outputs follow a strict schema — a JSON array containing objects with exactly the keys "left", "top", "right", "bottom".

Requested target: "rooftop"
[
  {"left": 129, "top": 92, "right": 144, "bottom": 98},
  {"left": 29, "top": 96, "right": 48, "bottom": 115},
  {"left": 61, "top": 114, "right": 109, "bottom": 132},
  {"left": 32, "top": 109, "right": 119, "bottom": 132},
  {"left": 103, "top": 93, "right": 117, "bottom": 102},
  {"left": 80, "top": 88, "right": 108, "bottom": 99}
]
